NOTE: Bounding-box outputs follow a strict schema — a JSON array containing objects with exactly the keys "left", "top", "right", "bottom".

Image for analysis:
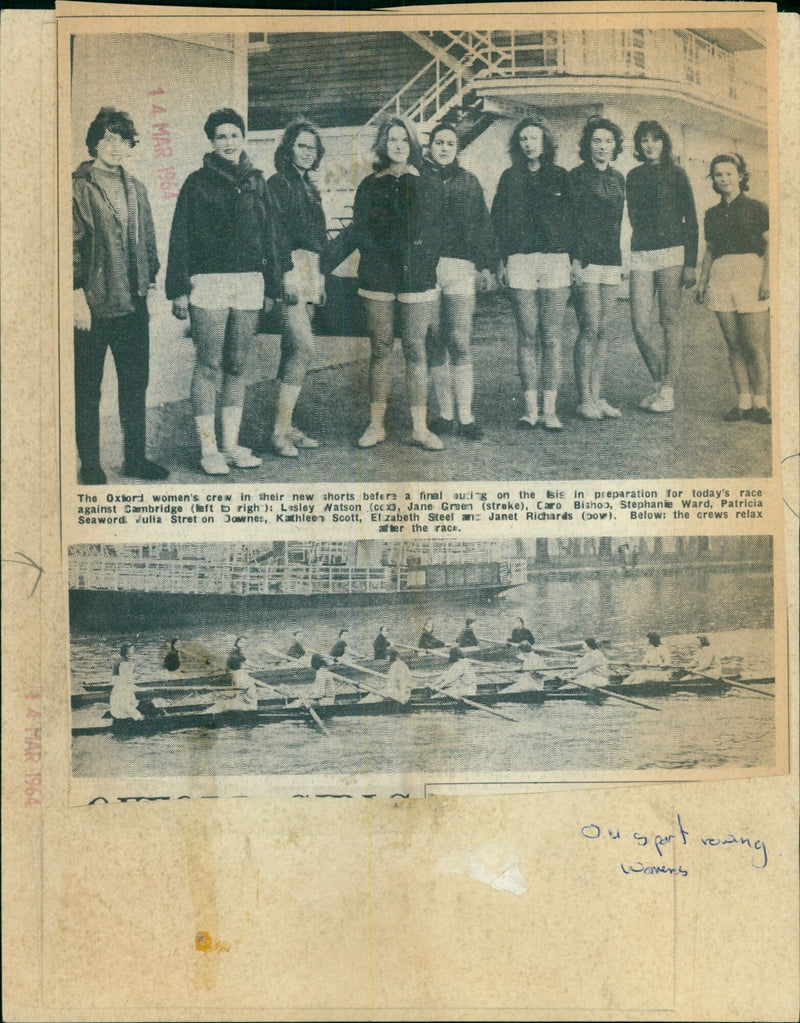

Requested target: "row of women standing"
[{"left": 73, "top": 105, "right": 770, "bottom": 482}]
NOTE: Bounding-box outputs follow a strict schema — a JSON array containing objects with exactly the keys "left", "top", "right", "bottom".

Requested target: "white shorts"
[
  {"left": 189, "top": 272, "right": 265, "bottom": 311},
  {"left": 285, "top": 249, "right": 325, "bottom": 306},
  {"left": 436, "top": 257, "right": 476, "bottom": 297},
  {"left": 629, "top": 246, "right": 684, "bottom": 272},
  {"left": 507, "top": 252, "right": 570, "bottom": 291},
  {"left": 575, "top": 263, "right": 623, "bottom": 287},
  {"left": 706, "top": 253, "right": 769, "bottom": 313},
  {"left": 358, "top": 288, "right": 438, "bottom": 304}
]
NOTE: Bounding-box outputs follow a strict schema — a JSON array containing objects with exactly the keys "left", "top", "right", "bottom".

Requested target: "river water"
[{"left": 71, "top": 567, "right": 776, "bottom": 780}]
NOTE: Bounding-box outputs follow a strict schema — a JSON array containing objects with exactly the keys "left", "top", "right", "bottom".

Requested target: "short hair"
[
  {"left": 709, "top": 152, "right": 750, "bottom": 194},
  {"left": 698, "top": 635, "right": 710, "bottom": 646},
  {"left": 632, "top": 120, "right": 674, "bottom": 165},
  {"left": 86, "top": 108, "right": 138, "bottom": 158},
  {"left": 338, "top": 628, "right": 348, "bottom": 638},
  {"left": 274, "top": 117, "right": 325, "bottom": 173},
  {"left": 372, "top": 115, "right": 422, "bottom": 171},
  {"left": 579, "top": 115, "right": 624, "bottom": 163},
  {"left": 119, "top": 641, "right": 134, "bottom": 657},
  {"left": 204, "top": 108, "right": 246, "bottom": 142},
  {"left": 509, "top": 114, "right": 557, "bottom": 167},
  {"left": 647, "top": 631, "right": 661, "bottom": 646},
  {"left": 585, "top": 638, "right": 598, "bottom": 650},
  {"left": 515, "top": 617, "right": 525, "bottom": 626},
  {"left": 310, "top": 653, "right": 327, "bottom": 671},
  {"left": 428, "top": 122, "right": 460, "bottom": 148}
]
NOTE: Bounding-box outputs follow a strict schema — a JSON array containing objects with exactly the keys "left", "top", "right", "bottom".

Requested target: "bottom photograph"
[{"left": 68, "top": 535, "right": 776, "bottom": 781}]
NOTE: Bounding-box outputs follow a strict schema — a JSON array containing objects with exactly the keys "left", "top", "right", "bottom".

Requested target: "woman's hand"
[
  {"left": 695, "top": 281, "right": 707, "bottom": 304},
  {"left": 496, "top": 262, "right": 508, "bottom": 288},
  {"left": 477, "top": 268, "right": 494, "bottom": 292},
  {"left": 263, "top": 296, "right": 274, "bottom": 315},
  {"left": 73, "top": 288, "right": 91, "bottom": 331},
  {"left": 681, "top": 267, "right": 697, "bottom": 290},
  {"left": 571, "top": 259, "right": 582, "bottom": 286},
  {"left": 758, "top": 277, "right": 770, "bottom": 301},
  {"left": 171, "top": 295, "right": 189, "bottom": 320},
  {"left": 282, "top": 272, "right": 299, "bottom": 306}
]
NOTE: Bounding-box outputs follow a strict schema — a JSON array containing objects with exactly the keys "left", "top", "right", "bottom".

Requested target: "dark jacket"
[
  {"left": 420, "top": 156, "right": 497, "bottom": 270},
  {"left": 456, "top": 628, "right": 479, "bottom": 648},
  {"left": 165, "top": 151, "right": 291, "bottom": 301},
  {"left": 73, "top": 161, "right": 159, "bottom": 318},
  {"left": 350, "top": 167, "right": 439, "bottom": 294},
  {"left": 568, "top": 162, "right": 625, "bottom": 267},
  {"left": 418, "top": 630, "right": 445, "bottom": 650},
  {"left": 373, "top": 633, "right": 391, "bottom": 660},
  {"left": 509, "top": 627, "right": 535, "bottom": 645},
  {"left": 491, "top": 162, "right": 575, "bottom": 261},
  {"left": 626, "top": 161, "right": 698, "bottom": 267},
  {"left": 267, "top": 165, "right": 327, "bottom": 254}
]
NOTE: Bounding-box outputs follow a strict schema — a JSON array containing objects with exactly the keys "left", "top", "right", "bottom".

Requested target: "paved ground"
[{"left": 91, "top": 292, "right": 772, "bottom": 484}]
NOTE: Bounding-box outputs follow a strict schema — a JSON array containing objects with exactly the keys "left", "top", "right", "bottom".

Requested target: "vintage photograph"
[
  {"left": 69, "top": 535, "right": 777, "bottom": 782},
  {"left": 66, "top": 23, "right": 774, "bottom": 486}
]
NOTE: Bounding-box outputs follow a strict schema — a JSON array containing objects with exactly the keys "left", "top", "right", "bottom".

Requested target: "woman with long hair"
[
  {"left": 569, "top": 115, "right": 626, "bottom": 420},
  {"left": 491, "top": 114, "right": 575, "bottom": 431},
  {"left": 267, "top": 117, "right": 328, "bottom": 456},
  {"left": 695, "top": 153, "right": 770, "bottom": 424},
  {"left": 166, "top": 108, "right": 290, "bottom": 475},
  {"left": 421, "top": 122, "right": 497, "bottom": 440},
  {"left": 351, "top": 115, "right": 442, "bottom": 450},
  {"left": 626, "top": 120, "right": 698, "bottom": 414}
]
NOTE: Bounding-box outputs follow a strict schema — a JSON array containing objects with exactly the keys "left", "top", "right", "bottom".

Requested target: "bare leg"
[
  {"left": 654, "top": 264, "right": 684, "bottom": 391},
  {"left": 358, "top": 297, "right": 395, "bottom": 446},
  {"left": 573, "top": 281, "right": 601, "bottom": 411},
  {"left": 426, "top": 294, "right": 453, "bottom": 422},
  {"left": 715, "top": 311, "right": 752, "bottom": 405},
  {"left": 443, "top": 291, "right": 478, "bottom": 426},
  {"left": 538, "top": 286, "right": 570, "bottom": 428},
  {"left": 189, "top": 306, "right": 228, "bottom": 417},
  {"left": 510, "top": 288, "right": 542, "bottom": 423},
  {"left": 220, "top": 308, "right": 259, "bottom": 409},
  {"left": 629, "top": 269, "right": 662, "bottom": 389},
  {"left": 400, "top": 300, "right": 441, "bottom": 448},
  {"left": 738, "top": 311, "right": 770, "bottom": 403},
  {"left": 592, "top": 283, "right": 621, "bottom": 415}
]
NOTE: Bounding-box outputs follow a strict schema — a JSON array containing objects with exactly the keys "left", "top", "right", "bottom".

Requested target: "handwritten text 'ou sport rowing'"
[{"left": 580, "top": 814, "right": 768, "bottom": 876}]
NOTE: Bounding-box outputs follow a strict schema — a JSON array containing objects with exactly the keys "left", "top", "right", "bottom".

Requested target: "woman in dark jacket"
[
  {"left": 422, "top": 123, "right": 497, "bottom": 440},
  {"left": 491, "top": 115, "right": 575, "bottom": 431},
  {"left": 626, "top": 120, "right": 698, "bottom": 414},
  {"left": 569, "top": 115, "right": 626, "bottom": 420},
  {"left": 166, "top": 108, "right": 290, "bottom": 475},
  {"left": 351, "top": 115, "right": 442, "bottom": 451},
  {"left": 267, "top": 118, "right": 328, "bottom": 457}
]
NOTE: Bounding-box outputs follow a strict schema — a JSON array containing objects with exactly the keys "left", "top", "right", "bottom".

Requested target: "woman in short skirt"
[
  {"left": 267, "top": 117, "right": 328, "bottom": 456},
  {"left": 491, "top": 114, "right": 575, "bottom": 431},
  {"left": 569, "top": 115, "right": 626, "bottom": 420},
  {"left": 351, "top": 116, "right": 442, "bottom": 450},
  {"left": 421, "top": 122, "right": 497, "bottom": 440},
  {"left": 626, "top": 121, "right": 698, "bottom": 413},
  {"left": 696, "top": 153, "right": 770, "bottom": 424}
]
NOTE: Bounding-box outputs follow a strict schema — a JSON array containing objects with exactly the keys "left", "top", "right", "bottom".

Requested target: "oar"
[
  {"left": 559, "top": 664, "right": 661, "bottom": 711},
  {"left": 337, "top": 654, "right": 520, "bottom": 724},
  {"left": 478, "top": 634, "right": 593, "bottom": 657},
  {"left": 258, "top": 644, "right": 331, "bottom": 733},
  {"left": 672, "top": 668, "right": 775, "bottom": 699}
]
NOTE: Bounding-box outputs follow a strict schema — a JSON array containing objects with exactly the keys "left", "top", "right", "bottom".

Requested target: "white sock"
[
  {"left": 220, "top": 406, "right": 243, "bottom": 452},
  {"left": 430, "top": 364, "right": 454, "bottom": 420},
  {"left": 411, "top": 406, "right": 428, "bottom": 436},
  {"left": 453, "top": 364, "right": 474, "bottom": 424},
  {"left": 737, "top": 392, "right": 754, "bottom": 411},
  {"left": 660, "top": 385, "right": 674, "bottom": 402},
  {"left": 275, "top": 383, "right": 301, "bottom": 434},
  {"left": 195, "top": 415, "right": 218, "bottom": 458},
  {"left": 752, "top": 394, "right": 768, "bottom": 409},
  {"left": 524, "top": 389, "right": 539, "bottom": 420},
  {"left": 543, "top": 390, "right": 557, "bottom": 418},
  {"left": 369, "top": 402, "right": 387, "bottom": 429}
]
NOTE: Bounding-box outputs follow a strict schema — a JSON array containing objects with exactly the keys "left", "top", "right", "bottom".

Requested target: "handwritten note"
[{"left": 580, "top": 813, "right": 768, "bottom": 875}]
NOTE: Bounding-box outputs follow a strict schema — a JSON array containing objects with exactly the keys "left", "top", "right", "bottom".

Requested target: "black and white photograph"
[
  {"left": 69, "top": 535, "right": 777, "bottom": 783},
  {"left": 66, "top": 23, "right": 774, "bottom": 485}
]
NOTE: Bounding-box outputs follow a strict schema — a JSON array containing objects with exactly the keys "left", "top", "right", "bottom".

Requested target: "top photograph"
[{"left": 65, "top": 18, "right": 775, "bottom": 486}]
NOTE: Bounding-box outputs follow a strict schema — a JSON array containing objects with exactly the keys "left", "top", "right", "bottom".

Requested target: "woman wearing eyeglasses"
[{"left": 266, "top": 118, "right": 329, "bottom": 456}]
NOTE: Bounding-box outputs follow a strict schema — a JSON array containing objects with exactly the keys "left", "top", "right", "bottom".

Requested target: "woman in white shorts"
[
  {"left": 421, "top": 123, "right": 497, "bottom": 440},
  {"left": 166, "top": 108, "right": 290, "bottom": 474},
  {"left": 267, "top": 118, "right": 328, "bottom": 456},
  {"left": 351, "top": 116, "right": 442, "bottom": 450},
  {"left": 569, "top": 116, "right": 626, "bottom": 420},
  {"left": 696, "top": 153, "right": 770, "bottom": 424},
  {"left": 491, "top": 115, "right": 575, "bottom": 431},
  {"left": 626, "top": 121, "right": 698, "bottom": 413}
]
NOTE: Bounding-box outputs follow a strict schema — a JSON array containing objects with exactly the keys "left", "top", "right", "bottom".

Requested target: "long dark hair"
[
  {"left": 275, "top": 117, "right": 325, "bottom": 173},
  {"left": 632, "top": 120, "right": 674, "bottom": 165},
  {"left": 372, "top": 115, "right": 422, "bottom": 171},
  {"left": 579, "top": 115, "right": 623, "bottom": 164},
  {"left": 509, "top": 114, "right": 557, "bottom": 167}
]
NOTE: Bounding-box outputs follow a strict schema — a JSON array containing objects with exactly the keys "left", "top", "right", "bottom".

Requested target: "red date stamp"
[{"left": 148, "top": 88, "right": 178, "bottom": 199}]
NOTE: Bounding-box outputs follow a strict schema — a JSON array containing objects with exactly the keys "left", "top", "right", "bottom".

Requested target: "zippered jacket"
[
  {"left": 73, "top": 160, "right": 159, "bottom": 318},
  {"left": 420, "top": 156, "right": 498, "bottom": 270},
  {"left": 165, "top": 151, "right": 291, "bottom": 301},
  {"left": 491, "top": 162, "right": 575, "bottom": 261},
  {"left": 267, "top": 166, "right": 327, "bottom": 254}
]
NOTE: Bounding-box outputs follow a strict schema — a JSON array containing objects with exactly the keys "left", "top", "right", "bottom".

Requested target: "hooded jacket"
[
  {"left": 72, "top": 160, "right": 159, "bottom": 318},
  {"left": 165, "top": 151, "right": 291, "bottom": 301},
  {"left": 420, "top": 156, "right": 498, "bottom": 270}
]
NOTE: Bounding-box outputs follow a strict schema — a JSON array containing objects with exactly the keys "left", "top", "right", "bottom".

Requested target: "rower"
[
  {"left": 310, "top": 652, "right": 338, "bottom": 704},
  {"left": 385, "top": 647, "right": 413, "bottom": 703},
  {"left": 691, "top": 635, "right": 720, "bottom": 676},
  {"left": 373, "top": 626, "right": 391, "bottom": 661},
  {"left": 455, "top": 617, "right": 480, "bottom": 649},
  {"left": 329, "top": 628, "right": 350, "bottom": 661},
  {"left": 622, "top": 632, "right": 671, "bottom": 686},
  {"left": 162, "top": 637, "right": 181, "bottom": 674},
  {"left": 502, "top": 640, "right": 547, "bottom": 693},
  {"left": 561, "top": 638, "right": 610, "bottom": 690},
  {"left": 285, "top": 630, "right": 307, "bottom": 659},
  {"left": 109, "top": 642, "right": 143, "bottom": 721},
  {"left": 508, "top": 617, "right": 535, "bottom": 646},
  {"left": 226, "top": 636, "right": 247, "bottom": 684},
  {"left": 418, "top": 619, "right": 446, "bottom": 650},
  {"left": 438, "top": 647, "right": 479, "bottom": 697}
]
